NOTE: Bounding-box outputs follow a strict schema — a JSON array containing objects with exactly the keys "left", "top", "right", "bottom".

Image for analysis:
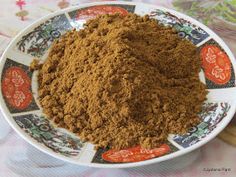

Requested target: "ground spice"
[{"left": 32, "top": 13, "right": 207, "bottom": 150}]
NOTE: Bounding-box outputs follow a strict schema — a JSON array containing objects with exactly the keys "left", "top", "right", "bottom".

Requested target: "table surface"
[{"left": 0, "top": 0, "right": 236, "bottom": 177}]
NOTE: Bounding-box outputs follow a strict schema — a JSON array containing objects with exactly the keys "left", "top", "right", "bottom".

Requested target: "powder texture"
[{"left": 34, "top": 13, "right": 207, "bottom": 149}]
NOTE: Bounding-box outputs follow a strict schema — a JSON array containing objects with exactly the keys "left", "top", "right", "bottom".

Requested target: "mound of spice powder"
[{"left": 33, "top": 13, "right": 207, "bottom": 149}]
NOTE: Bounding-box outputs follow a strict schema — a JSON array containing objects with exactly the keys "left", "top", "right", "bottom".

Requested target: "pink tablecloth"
[{"left": 0, "top": 1, "right": 236, "bottom": 177}]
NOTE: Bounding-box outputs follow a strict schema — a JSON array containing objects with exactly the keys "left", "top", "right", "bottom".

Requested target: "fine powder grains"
[{"left": 33, "top": 14, "right": 207, "bottom": 150}]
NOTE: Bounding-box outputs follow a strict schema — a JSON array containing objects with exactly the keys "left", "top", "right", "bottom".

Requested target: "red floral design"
[
  {"left": 76, "top": 5, "right": 128, "bottom": 20},
  {"left": 201, "top": 45, "right": 231, "bottom": 85},
  {"left": 102, "top": 144, "right": 170, "bottom": 163},
  {"left": 2, "top": 67, "right": 32, "bottom": 110}
]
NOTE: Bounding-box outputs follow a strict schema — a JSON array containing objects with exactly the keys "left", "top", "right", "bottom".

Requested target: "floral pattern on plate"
[
  {"left": 199, "top": 39, "right": 235, "bottom": 89},
  {"left": 68, "top": 4, "right": 135, "bottom": 29},
  {"left": 1, "top": 58, "right": 39, "bottom": 113},
  {"left": 172, "top": 102, "right": 231, "bottom": 148},
  {"left": 92, "top": 142, "right": 178, "bottom": 164},
  {"left": 16, "top": 14, "right": 72, "bottom": 57},
  {"left": 13, "top": 113, "right": 84, "bottom": 157},
  {"left": 149, "top": 9, "right": 209, "bottom": 45}
]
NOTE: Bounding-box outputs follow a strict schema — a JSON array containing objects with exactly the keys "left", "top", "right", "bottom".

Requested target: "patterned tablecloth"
[{"left": 0, "top": 0, "right": 236, "bottom": 177}]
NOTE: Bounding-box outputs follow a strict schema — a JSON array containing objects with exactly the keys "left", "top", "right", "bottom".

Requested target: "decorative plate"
[{"left": 1, "top": 1, "right": 236, "bottom": 168}]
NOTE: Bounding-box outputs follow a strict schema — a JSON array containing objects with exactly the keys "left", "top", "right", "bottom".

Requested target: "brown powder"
[{"left": 32, "top": 13, "right": 207, "bottom": 150}]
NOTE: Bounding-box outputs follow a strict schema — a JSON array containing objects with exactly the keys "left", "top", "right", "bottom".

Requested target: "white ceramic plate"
[{"left": 1, "top": 1, "right": 236, "bottom": 168}]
